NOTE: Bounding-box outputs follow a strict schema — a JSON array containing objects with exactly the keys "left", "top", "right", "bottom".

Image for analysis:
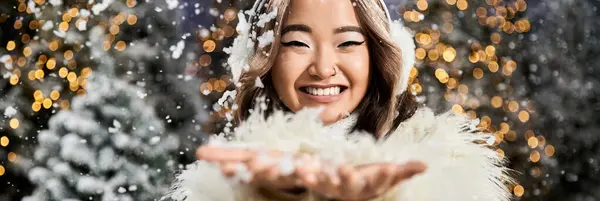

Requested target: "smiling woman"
[
  {"left": 167, "top": 0, "right": 513, "bottom": 201},
  {"left": 236, "top": 0, "right": 412, "bottom": 136}
]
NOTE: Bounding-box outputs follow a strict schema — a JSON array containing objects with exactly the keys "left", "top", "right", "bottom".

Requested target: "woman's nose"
[{"left": 308, "top": 45, "right": 337, "bottom": 79}]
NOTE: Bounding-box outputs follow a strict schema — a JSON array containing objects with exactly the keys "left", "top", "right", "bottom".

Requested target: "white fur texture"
[
  {"left": 167, "top": 108, "right": 513, "bottom": 201},
  {"left": 389, "top": 20, "right": 416, "bottom": 94}
]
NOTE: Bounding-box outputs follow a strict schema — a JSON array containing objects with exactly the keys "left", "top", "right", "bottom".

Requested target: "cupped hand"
[{"left": 196, "top": 146, "right": 427, "bottom": 201}]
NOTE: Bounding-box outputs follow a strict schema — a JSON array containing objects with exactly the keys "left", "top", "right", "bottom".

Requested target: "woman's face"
[{"left": 271, "top": 0, "right": 370, "bottom": 125}]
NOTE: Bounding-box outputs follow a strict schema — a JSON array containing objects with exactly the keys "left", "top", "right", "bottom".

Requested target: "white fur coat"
[{"left": 166, "top": 108, "right": 513, "bottom": 201}]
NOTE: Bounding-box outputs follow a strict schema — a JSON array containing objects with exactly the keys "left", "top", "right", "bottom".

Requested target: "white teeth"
[{"left": 306, "top": 86, "right": 342, "bottom": 96}]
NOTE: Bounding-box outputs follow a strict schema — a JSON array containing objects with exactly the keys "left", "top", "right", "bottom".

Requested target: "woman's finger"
[
  {"left": 339, "top": 164, "right": 364, "bottom": 197},
  {"left": 196, "top": 146, "right": 257, "bottom": 162},
  {"left": 306, "top": 168, "right": 340, "bottom": 199},
  {"left": 391, "top": 161, "right": 427, "bottom": 184},
  {"left": 296, "top": 155, "right": 322, "bottom": 187},
  {"left": 247, "top": 156, "right": 279, "bottom": 185},
  {"left": 373, "top": 163, "right": 397, "bottom": 194},
  {"left": 219, "top": 162, "right": 240, "bottom": 177}
]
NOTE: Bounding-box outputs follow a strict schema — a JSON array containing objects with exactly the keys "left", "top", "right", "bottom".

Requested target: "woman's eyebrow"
[
  {"left": 334, "top": 26, "right": 363, "bottom": 34},
  {"left": 281, "top": 24, "right": 312, "bottom": 35}
]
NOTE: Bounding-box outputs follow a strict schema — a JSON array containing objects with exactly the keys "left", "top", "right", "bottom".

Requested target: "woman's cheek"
[
  {"left": 272, "top": 52, "right": 309, "bottom": 111},
  {"left": 339, "top": 50, "right": 370, "bottom": 86}
]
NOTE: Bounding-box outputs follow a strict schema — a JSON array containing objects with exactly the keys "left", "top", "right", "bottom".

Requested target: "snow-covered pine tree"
[
  {"left": 23, "top": 0, "right": 208, "bottom": 163},
  {"left": 23, "top": 74, "right": 180, "bottom": 201}
]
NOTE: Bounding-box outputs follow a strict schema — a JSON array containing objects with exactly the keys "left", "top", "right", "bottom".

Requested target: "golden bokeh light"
[
  {"left": 473, "top": 68, "right": 484, "bottom": 79},
  {"left": 60, "top": 100, "right": 70, "bottom": 110},
  {"left": 528, "top": 137, "right": 539, "bottom": 148},
  {"left": 545, "top": 145, "right": 555, "bottom": 157},
  {"left": 214, "top": 79, "right": 227, "bottom": 93},
  {"left": 126, "top": 0, "right": 137, "bottom": 7},
  {"left": 508, "top": 100, "right": 519, "bottom": 112},
  {"left": 199, "top": 54, "right": 212, "bottom": 67},
  {"left": 417, "top": 0, "right": 429, "bottom": 11},
  {"left": 33, "top": 90, "right": 44, "bottom": 101},
  {"left": 59, "top": 22, "right": 69, "bottom": 32},
  {"left": 428, "top": 49, "right": 440, "bottom": 61},
  {"left": 127, "top": 15, "right": 138, "bottom": 25},
  {"left": 64, "top": 50, "right": 74, "bottom": 60},
  {"left": 62, "top": 13, "right": 72, "bottom": 22},
  {"left": 457, "top": 0, "right": 468, "bottom": 10},
  {"left": 446, "top": 78, "right": 458, "bottom": 89},
  {"left": 530, "top": 150, "right": 541, "bottom": 163},
  {"left": 415, "top": 48, "right": 426, "bottom": 60},
  {"left": 488, "top": 61, "right": 499, "bottom": 72},
  {"left": 513, "top": 185, "right": 524, "bottom": 197},
  {"left": 43, "top": 98, "right": 53, "bottom": 109},
  {"left": 67, "top": 72, "right": 77, "bottom": 83},
  {"left": 203, "top": 40, "right": 216, "bottom": 52},
  {"left": 50, "top": 90, "right": 60, "bottom": 100},
  {"left": 491, "top": 96, "right": 503, "bottom": 108},
  {"left": 434, "top": 68, "right": 449, "bottom": 83},
  {"left": 499, "top": 122, "right": 510, "bottom": 134},
  {"left": 23, "top": 46, "right": 32, "bottom": 56},
  {"left": 9, "top": 118, "right": 19, "bottom": 129},
  {"left": 59, "top": 67, "right": 68, "bottom": 78},
  {"left": 49, "top": 40, "right": 59, "bottom": 51},
  {"left": 46, "top": 58, "right": 56, "bottom": 70},
  {"left": 491, "top": 32, "right": 502, "bottom": 44},
  {"left": 224, "top": 8, "right": 237, "bottom": 22},
  {"left": 468, "top": 52, "right": 479, "bottom": 63},
  {"left": 10, "top": 75, "right": 19, "bottom": 85},
  {"left": 110, "top": 25, "right": 120, "bottom": 35},
  {"left": 8, "top": 152, "right": 17, "bottom": 162},
  {"left": 200, "top": 82, "right": 214, "bottom": 95},
  {"left": 14, "top": 19, "right": 23, "bottom": 29},
  {"left": 442, "top": 47, "right": 456, "bottom": 62},
  {"left": 17, "top": 57, "right": 26, "bottom": 67},
  {"left": 0, "top": 136, "right": 8, "bottom": 147},
  {"left": 81, "top": 67, "right": 93, "bottom": 78},
  {"left": 6, "top": 41, "right": 16, "bottom": 51},
  {"left": 32, "top": 102, "right": 42, "bottom": 112},
  {"left": 518, "top": 110, "right": 530, "bottom": 122},
  {"left": 34, "top": 69, "right": 45, "bottom": 79},
  {"left": 68, "top": 8, "right": 79, "bottom": 17},
  {"left": 506, "top": 130, "right": 517, "bottom": 141},
  {"left": 115, "top": 41, "right": 127, "bottom": 51},
  {"left": 537, "top": 136, "right": 546, "bottom": 147},
  {"left": 451, "top": 104, "right": 464, "bottom": 114},
  {"left": 485, "top": 45, "right": 496, "bottom": 56}
]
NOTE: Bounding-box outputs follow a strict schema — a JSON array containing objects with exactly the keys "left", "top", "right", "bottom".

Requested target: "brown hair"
[{"left": 234, "top": 0, "right": 418, "bottom": 138}]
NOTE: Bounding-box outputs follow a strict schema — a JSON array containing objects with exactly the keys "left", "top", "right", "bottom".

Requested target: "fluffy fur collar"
[{"left": 166, "top": 107, "right": 513, "bottom": 201}]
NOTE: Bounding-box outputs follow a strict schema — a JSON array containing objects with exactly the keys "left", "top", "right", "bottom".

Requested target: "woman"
[{"left": 168, "top": 0, "right": 513, "bottom": 200}]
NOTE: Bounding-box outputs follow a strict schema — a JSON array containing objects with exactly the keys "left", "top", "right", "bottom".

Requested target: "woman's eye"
[
  {"left": 281, "top": 41, "right": 309, "bottom": 48},
  {"left": 338, "top": 41, "right": 365, "bottom": 48}
]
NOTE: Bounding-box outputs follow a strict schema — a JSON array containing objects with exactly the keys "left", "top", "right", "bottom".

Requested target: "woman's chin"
[{"left": 319, "top": 111, "right": 346, "bottom": 125}]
